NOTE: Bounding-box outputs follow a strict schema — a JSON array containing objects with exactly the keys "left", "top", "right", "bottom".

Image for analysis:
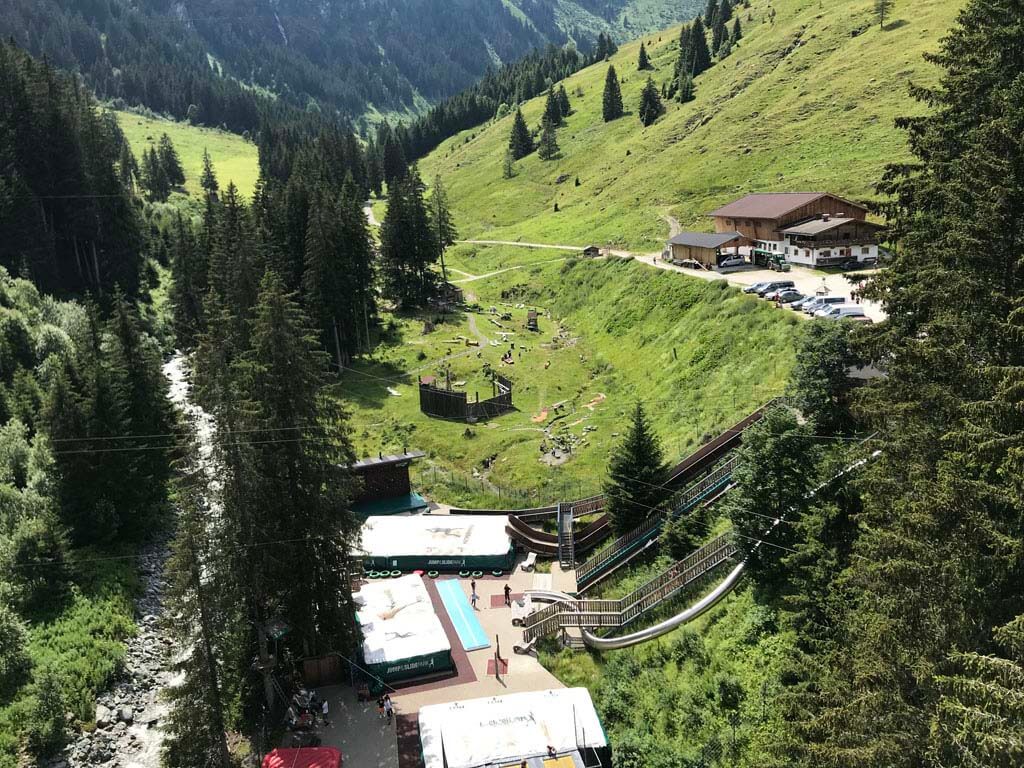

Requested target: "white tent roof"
[
  {"left": 356, "top": 514, "right": 510, "bottom": 559},
  {"left": 418, "top": 688, "right": 607, "bottom": 768},
  {"left": 353, "top": 575, "right": 449, "bottom": 664}
]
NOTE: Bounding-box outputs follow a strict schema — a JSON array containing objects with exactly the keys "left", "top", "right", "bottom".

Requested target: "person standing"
[
  {"left": 321, "top": 699, "right": 330, "bottom": 727},
  {"left": 470, "top": 577, "right": 477, "bottom": 595},
  {"left": 377, "top": 695, "right": 385, "bottom": 719},
  {"left": 504, "top": 583, "right": 512, "bottom": 607},
  {"left": 384, "top": 694, "right": 394, "bottom": 724},
  {"left": 471, "top": 589, "right": 479, "bottom": 610}
]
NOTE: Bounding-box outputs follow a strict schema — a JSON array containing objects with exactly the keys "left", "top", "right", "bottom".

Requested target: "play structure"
[
  {"left": 419, "top": 371, "right": 514, "bottom": 422},
  {"left": 418, "top": 688, "right": 610, "bottom": 768},
  {"left": 353, "top": 575, "right": 453, "bottom": 684},
  {"left": 356, "top": 514, "right": 514, "bottom": 572}
]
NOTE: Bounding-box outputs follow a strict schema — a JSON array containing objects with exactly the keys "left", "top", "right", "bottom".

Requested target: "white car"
[
  {"left": 803, "top": 296, "right": 846, "bottom": 315},
  {"left": 815, "top": 304, "right": 866, "bottom": 319},
  {"left": 718, "top": 255, "right": 746, "bottom": 269}
]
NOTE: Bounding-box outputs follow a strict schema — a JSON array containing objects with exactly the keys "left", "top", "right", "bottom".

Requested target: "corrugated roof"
[
  {"left": 708, "top": 192, "right": 867, "bottom": 219},
  {"left": 351, "top": 451, "right": 426, "bottom": 470},
  {"left": 668, "top": 231, "right": 744, "bottom": 249},
  {"left": 780, "top": 216, "right": 885, "bottom": 235}
]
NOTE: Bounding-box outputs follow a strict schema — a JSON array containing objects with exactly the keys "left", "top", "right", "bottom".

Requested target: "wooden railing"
[
  {"left": 574, "top": 458, "right": 737, "bottom": 588},
  {"left": 522, "top": 533, "right": 739, "bottom": 642}
]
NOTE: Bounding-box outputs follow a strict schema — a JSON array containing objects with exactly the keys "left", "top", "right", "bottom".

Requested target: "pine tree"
[
  {"left": 508, "top": 108, "right": 533, "bottom": 159},
  {"left": 117, "top": 142, "right": 138, "bottom": 192},
  {"left": 678, "top": 73, "right": 696, "bottom": 103},
  {"left": 158, "top": 133, "right": 185, "bottom": 186},
  {"left": 502, "top": 148, "right": 516, "bottom": 179},
  {"left": 603, "top": 403, "right": 667, "bottom": 535},
  {"left": 142, "top": 146, "right": 170, "bottom": 201},
  {"left": 200, "top": 148, "right": 219, "bottom": 194},
  {"left": 169, "top": 214, "right": 206, "bottom": 348},
  {"left": 712, "top": 16, "right": 728, "bottom": 53},
  {"left": 718, "top": 0, "right": 733, "bottom": 26},
  {"left": 430, "top": 174, "right": 458, "bottom": 267},
  {"left": 379, "top": 169, "right": 441, "bottom": 307},
  {"left": 875, "top": 0, "right": 894, "bottom": 29},
  {"left": 602, "top": 65, "right": 624, "bottom": 122},
  {"left": 556, "top": 84, "right": 571, "bottom": 118},
  {"left": 637, "top": 42, "right": 651, "bottom": 70},
  {"left": 638, "top": 77, "right": 664, "bottom": 126},
  {"left": 536, "top": 116, "right": 560, "bottom": 160},
  {"left": 543, "top": 86, "right": 562, "bottom": 126},
  {"left": 704, "top": 0, "right": 719, "bottom": 27},
  {"left": 731, "top": 16, "right": 743, "bottom": 43},
  {"left": 691, "top": 17, "right": 713, "bottom": 75}
]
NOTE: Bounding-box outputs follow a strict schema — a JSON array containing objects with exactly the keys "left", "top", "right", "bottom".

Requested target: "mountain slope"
[
  {"left": 420, "top": 0, "right": 963, "bottom": 250},
  {"left": 1, "top": 0, "right": 701, "bottom": 130}
]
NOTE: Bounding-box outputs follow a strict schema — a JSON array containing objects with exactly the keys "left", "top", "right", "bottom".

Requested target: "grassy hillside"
[
  {"left": 339, "top": 251, "right": 796, "bottom": 505},
  {"left": 421, "top": 0, "right": 962, "bottom": 251},
  {"left": 115, "top": 111, "right": 260, "bottom": 199}
]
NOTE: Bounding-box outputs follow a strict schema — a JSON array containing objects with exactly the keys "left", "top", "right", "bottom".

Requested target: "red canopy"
[{"left": 261, "top": 748, "right": 342, "bottom": 768}]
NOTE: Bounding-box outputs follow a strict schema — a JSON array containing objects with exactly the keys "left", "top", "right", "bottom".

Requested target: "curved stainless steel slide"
[{"left": 579, "top": 561, "right": 746, "bottom": 649}]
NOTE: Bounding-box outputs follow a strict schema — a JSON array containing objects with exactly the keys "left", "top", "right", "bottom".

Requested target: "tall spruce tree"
[
  {"left": 731, "top": 16, "right": 743, "bottom": 43},
  {"left": 712, "top": 15, "right": 728, "bottom": 54},
  {"left": 379, "top": 169, "right": 441, "bottom": 307},
  {"left": 792, "top": 2, "right": 1024, "bottom": 764},
  {"left": 556, "top": 84, "right": 571, "bottom": 117},
  {"left": 678, "top": 73, "right": 696, "bottom": 103},
  {"left": 638, "top": 77, "right": 664, "bottom": 126},
  {"left": 543, "top": 86, "right": 563, "bottom": 126},
  {"left": 200, "top": 148, "right": 219, "bottom": 194},
  {"left": 536, "top": 116, "right": 560, "bottom": 160},
  {"left": 603, "top": 403, "right": 667, "bottom": 535},
  {"left": 691, "top": 17, "right": 713, "bottom": 75},
  {"left": 158, "top": 133, "right": 186, "bottom": 186},
  {"left": 637, "top": 42, "right": 652, "bottom": 70},
  {"left": 508, "top": 108, "right": 533, "bottom": 159},
  {"left": 430, "top": 174, "right": 458, "bottom": 281},
  {"left": 602, "top": 65, "right": 624, "bottom": 122},
  {"left": 704, "top": 0, "right": 719, "bottom": 27}
]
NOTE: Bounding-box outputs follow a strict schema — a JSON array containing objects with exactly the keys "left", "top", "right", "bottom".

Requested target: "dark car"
[
  {"left": 840, "top": 257, "right": 878, "bottom": 271},
  {"left": 774, "top": 290, "right": 804, "bottom": 305},
  {"left": 744, "top": 282, "right": 772, "bottom": 295},
  {"left": 756, "top": 280, "right": 795, "bottom": 297}
]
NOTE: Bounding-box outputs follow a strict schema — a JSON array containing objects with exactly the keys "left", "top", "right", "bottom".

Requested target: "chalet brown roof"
[
  {"left": 780, "top": 216, "right": 886, "bottom": 236},
  {"left": 668, "top": 231, "right": 744, "bottom": 249},
  {"left": 708, "top": 193, "right": 867, "bottom": 220}
]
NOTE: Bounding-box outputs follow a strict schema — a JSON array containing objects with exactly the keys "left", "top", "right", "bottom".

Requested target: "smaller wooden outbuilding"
[
  {"left": 526, "top": 310, "right": 539, "bottom": 331},
  {"left": 582, "top": 245, "right": 602, "bottom": 258},
  {"left": 667, "top": 231, "right": 745, "bottom": 267}
]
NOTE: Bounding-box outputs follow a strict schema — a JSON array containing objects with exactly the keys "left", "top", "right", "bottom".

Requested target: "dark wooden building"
[{"left": 348, "top": 450, "right": 428, "bottom": 516}]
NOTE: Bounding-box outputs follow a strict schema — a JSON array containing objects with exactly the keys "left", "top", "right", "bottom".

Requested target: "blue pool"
[{"left": 436, "top": 579, "right": 490, "bottom": 651}]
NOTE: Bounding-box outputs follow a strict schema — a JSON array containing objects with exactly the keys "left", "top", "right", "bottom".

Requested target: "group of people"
[
  {"left": 376, "top": 693, "right": 395, "bottom": 723},
  {"left": 469, "top": 579, "right": 513, "bottom": 610},
  {"left": 286, "top": 688, "right": 329, "bottom": 731}
]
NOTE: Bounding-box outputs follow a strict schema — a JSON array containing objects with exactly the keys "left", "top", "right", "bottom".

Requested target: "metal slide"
[
  {"left": 518, "top": 449, "right": 881, "bottom": 652},
  {"left": 577, "top": 449, "right": 882, "bottom": 650},
  {"left": 579, "top": 561, "right": 747, "bottom": 649}
]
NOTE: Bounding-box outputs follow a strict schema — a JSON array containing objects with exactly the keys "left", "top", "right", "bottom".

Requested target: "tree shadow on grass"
[{"left": 883, "top": 19, "right": 910, "bottom": 31}]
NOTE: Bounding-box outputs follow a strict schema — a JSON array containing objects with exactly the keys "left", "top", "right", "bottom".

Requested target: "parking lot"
[{"left": 634, "top": 253, "right": 887, "bottom": 322}]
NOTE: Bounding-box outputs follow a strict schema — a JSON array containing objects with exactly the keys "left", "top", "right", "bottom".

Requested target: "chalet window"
[
  {"left": 862, "top": 246, "right": 871, "bottom": 255},
  {"left": 821, "top": 250, "right": 831, "bottom": 258}
]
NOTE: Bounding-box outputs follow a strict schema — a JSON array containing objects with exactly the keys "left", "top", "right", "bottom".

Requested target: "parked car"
[
  {"left": 762, "top": 287, "right": 792, "bottom": 301},
  {"left": 787, "top": 296, "right": 815, "bottom": 310},
  {"left": 803, "top": 295, "right": 846, "bottom": 314},
  {"left": 839, "top": 256, "right": 878, "bottom": 271},
  {"left": 757, "top": 280, "right": 795, "bottom": 297},
  {"left": 743, "top": 282, "right": 772, "bottom": 294},
  {"left": 774, "top": 290, "right": 804, "bottom": 305},
  {"left": 816, "top": 304, "right": 866, "bottom": 319},
  {"left": 718, "top": 255, "right": 746, "bottom": 269}
]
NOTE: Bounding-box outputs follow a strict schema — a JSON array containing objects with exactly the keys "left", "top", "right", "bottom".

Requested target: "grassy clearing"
[
  {"left": 115, "top": 110, "right": 260, "bottom": 199},
  {"left": 420, "top": 0, "right": 961, "bottom": 251},
  {"left": 0, "top": 554, "right": 138, "bottom": 766},
  {"left": 540, "top": 585, "right": 791, "bottom": 765},
  {"left": 338, "top": 250, "right": 795, "bottom": 506}
]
